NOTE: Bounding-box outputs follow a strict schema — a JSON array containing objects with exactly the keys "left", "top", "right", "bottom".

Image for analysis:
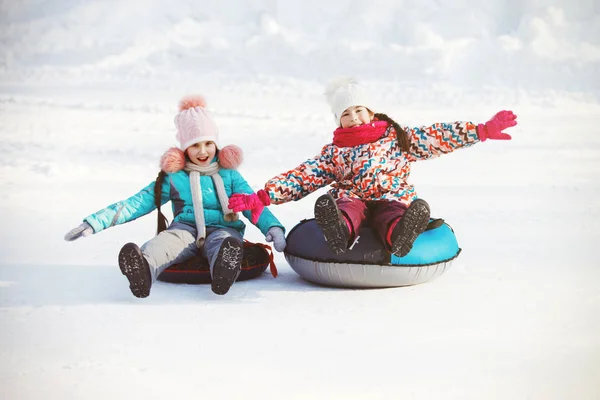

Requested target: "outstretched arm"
[
  {"left": 264, "top": 144, "right": 338, "bottom": 204},
  {"left": 229, "top": 144, "right": 338, "bottom": 219},
  {"left": 404, "top": 110, "right": 518, "bottom": 162},
  {"left": 405, "top": 121, "right": 479, "bottom": 161},
  {"left": 64, "top": 177, "right": 171, "bottom": 240}
]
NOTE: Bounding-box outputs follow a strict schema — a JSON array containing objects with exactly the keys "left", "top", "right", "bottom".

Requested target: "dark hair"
[
  {"left": 154, "top": 151, "right": 201, "bottom": 235},
  {"left": 374, "top": 113, "right": 409, "bottom": 153},
  {"left": 154, "top": 170, "right": 169, "bottom": 234}
]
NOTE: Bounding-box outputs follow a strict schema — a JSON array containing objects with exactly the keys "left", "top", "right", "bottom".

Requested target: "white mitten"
[
  {"left": 64, "top": 222, "right": 94, "bottom": 241},
  {"left": 265, "top": 227, "right": 286, "bottom": 252}
]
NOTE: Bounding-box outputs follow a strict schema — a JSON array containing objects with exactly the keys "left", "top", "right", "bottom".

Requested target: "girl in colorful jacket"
[
  {"left": 229, "top": 78, "right": 517, "bottom": 257},
  {"left": 64, "top": 96, "right": 286, "bottom": 297}
]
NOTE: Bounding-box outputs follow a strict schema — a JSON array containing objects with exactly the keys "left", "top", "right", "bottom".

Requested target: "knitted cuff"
[
  {"left": 477, "top": 123, "right": 488, "bottom": 142},
  {"left": 257, "top": 189, "right": 271, "bottom": 206}
]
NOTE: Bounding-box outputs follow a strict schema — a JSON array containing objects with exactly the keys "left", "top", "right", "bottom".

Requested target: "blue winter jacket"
[{"left": 84, "top": 168, "right": 284, "bottom": 237}]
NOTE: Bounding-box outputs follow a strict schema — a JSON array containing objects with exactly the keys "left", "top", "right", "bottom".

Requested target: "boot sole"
[
  {"left": 118, "top": 243, "right": 152, "bottom": 298},
  {"left": 314, "top": 193, "right": 348, "bottom": 255},
  {"left": 211, "top": 237, "right": 243, "bottom": 295},
  {"left": 391, "top": 200, "right": 431, "bottom": 257}
]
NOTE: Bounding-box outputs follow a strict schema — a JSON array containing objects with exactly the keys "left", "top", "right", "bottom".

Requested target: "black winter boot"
[
  {"left": 211, "top": 237, "right": 243, "bottom": 295},
  {"left": 314, "top": 193, "right": 350, "bottom": 255},
  {"left": 390, "top": 199, "right": 431, "bottom": 257},
  {"left": 118, "top": 242, "right": 152, "bottom": 298}
]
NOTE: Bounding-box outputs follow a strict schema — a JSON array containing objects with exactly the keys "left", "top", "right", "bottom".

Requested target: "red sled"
[{"left": 157, "top": 241, "right": 277, "bottom": 284}]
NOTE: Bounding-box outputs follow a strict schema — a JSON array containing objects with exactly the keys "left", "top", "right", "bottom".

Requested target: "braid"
[
  {"left": 374, "top": 113, "right": 410, "bottom": 153},
  {"left": 154, "top": 170, "right": 169, "bottom": 235}
]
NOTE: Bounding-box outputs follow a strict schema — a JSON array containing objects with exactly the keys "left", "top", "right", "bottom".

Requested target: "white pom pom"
[{"left": 324, "top": 76, "right": 358, "bottom": 104}]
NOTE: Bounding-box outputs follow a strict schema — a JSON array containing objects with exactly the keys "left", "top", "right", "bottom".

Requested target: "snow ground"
[{"left": 1, "top": 1, "right": 599, "bottom": 399}]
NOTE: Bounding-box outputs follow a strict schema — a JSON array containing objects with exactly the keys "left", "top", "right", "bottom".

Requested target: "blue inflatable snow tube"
[{"left": 284, "top": 218, "right": 460, "bottom": 288}]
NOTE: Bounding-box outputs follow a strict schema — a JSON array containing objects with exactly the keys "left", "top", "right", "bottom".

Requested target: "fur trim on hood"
[{"left": 160, "top": 145, "right": 243, "bottom": 173}]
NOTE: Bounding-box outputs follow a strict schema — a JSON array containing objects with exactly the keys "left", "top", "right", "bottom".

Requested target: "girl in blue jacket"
[{"left": 64, "top": 96, "right": 286, "bottom": 297}]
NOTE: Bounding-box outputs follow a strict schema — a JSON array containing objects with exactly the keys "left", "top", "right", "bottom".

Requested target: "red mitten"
[
  {"left": 228, "top": 189, "right": 271, "bottom": 224},
  {"left": 478, "top": 110, "right": 518, "bottom": 142}
]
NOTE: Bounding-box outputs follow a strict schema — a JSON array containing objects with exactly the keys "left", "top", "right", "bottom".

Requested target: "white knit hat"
[
  {"left": 324, "top": 77, "right": 372, "bottom": 125},
  {"left": 174, "top": 96, "right": 220, "bottom": 151}
]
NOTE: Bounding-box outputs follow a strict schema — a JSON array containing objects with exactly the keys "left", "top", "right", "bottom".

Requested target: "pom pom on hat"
[
  {"left": 218, "top": 145, "right": 243, "bottom": 169},
  {"left": 179, "top": 95, "right": 207, "bottom": 111},
  {"left": 324, "top": 77, "right": 359, "bottom": 105},
  {"left": 324, "top": 76, "right": 372, "bottom": 125}
]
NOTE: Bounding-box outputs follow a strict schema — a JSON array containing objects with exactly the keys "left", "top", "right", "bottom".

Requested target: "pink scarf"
[{"left": 332, "top": 120, "right": 389, "bottom": 147}]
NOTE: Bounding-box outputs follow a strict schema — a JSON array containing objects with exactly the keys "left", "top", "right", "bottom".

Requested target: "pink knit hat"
[
  {"left": 161, "top": 95, "right": 243, "bottom": 173},
  {"left": 174, "top": 96, "right": 220, "bottom": 150}
]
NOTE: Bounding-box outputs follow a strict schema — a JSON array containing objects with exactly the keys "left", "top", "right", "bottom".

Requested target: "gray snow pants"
[{"left": 140, "top": 222, "right": 243, "bottom": 283}]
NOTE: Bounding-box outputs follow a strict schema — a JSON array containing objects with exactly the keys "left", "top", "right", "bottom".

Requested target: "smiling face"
[
  {"left": 339, "top": 106, "right": 374, "bottom": 128},
  {"left": 185, "top": 141, "right": 217, "bottom": 167}
]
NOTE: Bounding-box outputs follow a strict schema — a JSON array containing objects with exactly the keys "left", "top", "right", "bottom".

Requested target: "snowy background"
[{"left": 1, "top": 0, "right": 599, "bottom": 399}]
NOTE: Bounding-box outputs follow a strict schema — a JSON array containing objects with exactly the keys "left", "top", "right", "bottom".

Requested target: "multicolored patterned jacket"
[{"left": 265, "top": 121, "right": 480, "bottom": 206}]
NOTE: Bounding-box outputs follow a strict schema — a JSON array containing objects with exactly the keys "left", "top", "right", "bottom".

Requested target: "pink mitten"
[
  {"left": 228, "top": 189, "right": 271, "bottom": 224},
  {"left": 477, "top": 110, "right": 518, "bottom": 142}
]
